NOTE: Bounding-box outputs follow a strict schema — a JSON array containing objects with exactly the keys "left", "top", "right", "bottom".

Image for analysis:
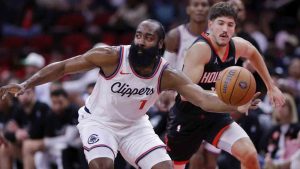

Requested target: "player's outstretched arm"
[
  {"left": 160, "top": 67, "right": 261, "bottom": 113},
  {"left": 0, "top": 46, "right": 119, "bottom": 98},
  {"left": 234, "top": 37, "right": 285, "bottom": 107}
]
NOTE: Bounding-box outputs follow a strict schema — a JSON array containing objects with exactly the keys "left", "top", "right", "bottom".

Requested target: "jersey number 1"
[{"left": 139, "top": 100, "right": 147, "bottom": 110}]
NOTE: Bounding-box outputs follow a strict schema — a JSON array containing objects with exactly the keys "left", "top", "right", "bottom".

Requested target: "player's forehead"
[
  {"left": 189, "top": 0, "right": 209, "bottom": 6},
  {"left": 136, "top": 21, "right": 159, "bottom": 37},
  {"left": 214, "top": 16, "right": 235, "bottom": 24}
]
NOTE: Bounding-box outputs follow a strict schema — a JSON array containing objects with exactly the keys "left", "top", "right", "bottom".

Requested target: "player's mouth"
[
  {"left": 219, "top": 33, "right": 228, "bottom": 40},
  {"left": 219, "top": 33, "right": 228, "bottom": 38}
]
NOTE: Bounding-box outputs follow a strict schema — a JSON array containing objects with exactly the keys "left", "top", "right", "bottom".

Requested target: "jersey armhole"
[
  {"left": 157, "top": 63, "right": 170, "bottom": 94},
  {"left": 99, "top": 46, "right": 124, "bottom": 80},
  {"left": 230, "top": 39, "right": 237, "bottom": 62}
]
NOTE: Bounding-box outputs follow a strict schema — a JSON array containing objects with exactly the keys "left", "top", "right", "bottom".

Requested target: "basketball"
[{"left": 215, "top": 66, "right": 256, "bottom": 106}]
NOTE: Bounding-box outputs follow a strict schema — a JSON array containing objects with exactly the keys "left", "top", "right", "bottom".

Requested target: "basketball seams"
[
  {"left": 235, "top": 70, "right": 252, "bottom": 105},
  {"left": 215, "top": 66, "right": 256, "bottom": 106},
  {"left": 229, "top": 69, "right": 241, "bottom": 104},
  {"left": 218, "top": 68, "right": 230, "bottom": 103}
]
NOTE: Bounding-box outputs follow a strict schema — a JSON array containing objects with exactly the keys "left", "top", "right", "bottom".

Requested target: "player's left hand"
[
  {"left": 267, "top": 86, "right": 285, "bottom": 108},
  {"left": 237, "top": 92, "right": 261, "bottom": 114}
]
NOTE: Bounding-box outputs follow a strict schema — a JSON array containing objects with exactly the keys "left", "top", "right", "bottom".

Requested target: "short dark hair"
[
  {"left": 187, "top": 0, "right": 212, "bottom": 7},
  {"left": 208, "top": 2, "right": 237, "bottom": 22},
  {"left": 144, "top": 19, "right": 165, "bottom": 41},
  {"left": 50, "top": 89, "right": 68, "bottom": 98}
]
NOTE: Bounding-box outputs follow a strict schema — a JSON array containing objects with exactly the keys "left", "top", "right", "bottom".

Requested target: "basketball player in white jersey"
[
  {"left": 163, "top": 1, "right": 221, "bottom": 169},
  {"left": 0, "top": 19, "right": 260, "bottom": 169},
  {"left": 164, "top": 0, "right": 209, "bottom": 70}
]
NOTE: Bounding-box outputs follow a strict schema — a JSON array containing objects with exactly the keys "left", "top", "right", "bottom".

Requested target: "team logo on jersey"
[
  {"left": 88, "top": 134, "right": 99, "bottom": 144},
  {"left": 214, "top": 58, "right": 218, "bottom": 65},
  {"left": 200, "top": 71, "right": 220, "bottom": 83},
  {"left": 111, "top": 82, "right": 154, "bottom": 97},
  {"left": 239, "top": 81, "right": 248, "bottom": 89},
  {"left": 120, "top": 70, "right": 131, "bottom": 75}
]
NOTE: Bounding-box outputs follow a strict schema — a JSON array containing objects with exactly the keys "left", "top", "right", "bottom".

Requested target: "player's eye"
[
  {"left": 228, "top": 23, "right": 235, "bottom": 27},
  {"left": 218, "top": 22, "right": 224, "bottom": 25},
  {"left": 136, "top": 34, "right": 142, "bottom": 39},
  {"left": 146, "top": 36, "right": 154, "bottom": 42}
]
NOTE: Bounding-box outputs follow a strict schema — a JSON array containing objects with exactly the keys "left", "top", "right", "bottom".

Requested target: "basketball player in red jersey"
[
  {"left": 0, "top": 19, "right": 260, "bottom": 169},
  {"left": 163, "top": 1, "right": 222, "bottom": 169},
  {"left": 165, "top": 2, "right": 285, "bottom": 169}
]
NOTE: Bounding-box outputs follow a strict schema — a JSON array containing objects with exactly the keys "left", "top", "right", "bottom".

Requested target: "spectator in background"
[
  {"left": 108, "top": 0, "right": 149, "bottom": 41},
  {"left": 1, "top": 1, "right": 42, "bottom": 38},
  {"left": 0, "top": 96, "right": 19, "bottom": 168},
  {"left": 0, "top": 88, "right": 50, "bottom": 169},
  {"left": 22, "top": 89, "right": 85, "bottom": 169},
  {"left": 277, "top": 58, "right": 300, "bottom": 115},
  {"left": 151, "top": 0, "right": 176, "bottom": 29},
  {"left": 261, "top": 93, "right": 300, "bottom": 169},
  {"left": 23, "top": 52, "right": 52, "bottom": 106},
  {"left": 0, "top": 96, "right": 16, "bottom": 133}
]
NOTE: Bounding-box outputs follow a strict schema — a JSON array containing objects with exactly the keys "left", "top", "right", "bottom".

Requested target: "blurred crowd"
[{"left": 0, "top": 0, "right": 300, "bottom": 169}]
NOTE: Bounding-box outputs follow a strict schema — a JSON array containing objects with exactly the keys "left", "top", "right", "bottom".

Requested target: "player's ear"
[
  {"left": 208, "top": 20, "right": 213, "bottom": 30},
  {"left": 158, "top": 39, "right": 164, "bottom": 49}
]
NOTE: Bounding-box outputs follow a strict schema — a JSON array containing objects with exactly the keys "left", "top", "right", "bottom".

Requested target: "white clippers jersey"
[
  {"left": 83, "top": 45, "right": 168, "bottom": 128},
  {"left": 176, "top": 24, "right": 199, "bottom": 70}
]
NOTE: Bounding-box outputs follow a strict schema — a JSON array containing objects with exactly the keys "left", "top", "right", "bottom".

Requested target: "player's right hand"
[{"left": 0, "top": 83, "right": 25, "bottom": 99}]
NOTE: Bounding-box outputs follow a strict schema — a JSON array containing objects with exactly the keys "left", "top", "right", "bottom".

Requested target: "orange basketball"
[{"left": 215, "top": 66, "right": 256, "bottom": 106}]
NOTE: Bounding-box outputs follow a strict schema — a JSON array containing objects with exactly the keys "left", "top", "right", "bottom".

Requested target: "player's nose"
[
  {"left": 136, "top": 38, "right": 146, "bottom": 46},
  {"left": 222, "top": 25, "right": 229, "bottom": 32}
]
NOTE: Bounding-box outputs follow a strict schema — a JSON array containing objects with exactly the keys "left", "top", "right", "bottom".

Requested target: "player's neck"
[
  {"left": 187, "top": 21, "right": 206, "bottom": 36},
  {"left": 207, "top": 34, "right": 229, "bottom": 59}
]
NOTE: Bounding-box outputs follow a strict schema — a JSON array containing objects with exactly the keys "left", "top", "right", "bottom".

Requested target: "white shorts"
[
  {"left": 203, "top": 141, "right": 221, "bottom": 154},
  {"left": 77, "top": 109, "right": 171, "bottom": 169},
  {"left": 217, "top": 122, "right": 249, "bottom": 154}
]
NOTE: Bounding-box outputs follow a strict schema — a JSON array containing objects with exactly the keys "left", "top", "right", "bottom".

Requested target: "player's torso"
[
  {"left": 176, "top": 24, "right": 199, "bottom": 70},
  {"left": 197, "top": 33, "right": 236, "bottom": 91},
  {"left": 174, "top": 33, "right": 236, "bottom": 116},
  {"left": 85, "top": 45, "right": 168, "bottom": 126}
]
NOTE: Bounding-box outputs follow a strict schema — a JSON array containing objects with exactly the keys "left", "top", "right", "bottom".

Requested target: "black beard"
[{"left": 129, "top": 43, "right": 159, "bottom": 67}]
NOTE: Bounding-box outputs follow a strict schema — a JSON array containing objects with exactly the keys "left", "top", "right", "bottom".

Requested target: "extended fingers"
[
  {"left": 272, "top": 94, "right": 286, "bottom": 108},
  {"left": 252, "top": 99, "right": 261, "bottom": 105},
  {"left": 0, "top": 87, "right": 9, "bottom": 100},
  {"left": 249, "top": 99, "right": 261, "bottom": 111},
  {"left": 252, "top": 92, "right": 261, "bottom": 100},
  {"left": 277, "top": 95, "right": 286, "bottom": 107}
]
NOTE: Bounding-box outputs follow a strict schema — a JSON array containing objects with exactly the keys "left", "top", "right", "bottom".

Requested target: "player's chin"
[
  {"left": 217, "top": 41, "right": 227, "bottom": 47},
  {"left": 193, "top": 16, "right": 206, "bottom": 23}
]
